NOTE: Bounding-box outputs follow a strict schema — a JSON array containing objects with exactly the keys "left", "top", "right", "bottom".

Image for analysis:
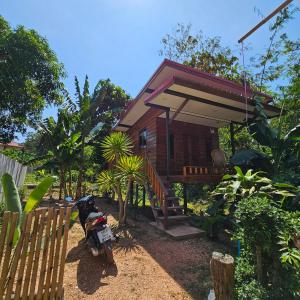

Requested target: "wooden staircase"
[{"left": 144, "top": 156, "right": 189, "bottom": 229}]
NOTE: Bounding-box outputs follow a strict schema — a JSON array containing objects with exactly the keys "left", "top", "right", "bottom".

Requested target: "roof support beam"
[
  {"left": 168, "top": 108, "right": 245, "bottom": 125},
  {"left": 118, "top": 123, "right": 132, "bottom": 129},
  {"left": 164, "top": 89, "right": 253, "bottom": 115},
  {"left": 145, "top": 102, "right": 170, "bottom": 111},
  {"left": 169, "top": 98, "right": 189, "bottom": 124}
]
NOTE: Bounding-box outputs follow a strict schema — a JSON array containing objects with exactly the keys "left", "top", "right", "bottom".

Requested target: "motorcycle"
[{"left": 75, "top": 195, "right": 115, "bottom": 264}]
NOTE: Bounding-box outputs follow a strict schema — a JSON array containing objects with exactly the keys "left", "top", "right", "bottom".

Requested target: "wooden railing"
[
  {"left": 144, "top": 155, "right": 169, "bottom": 209},
  {"left": 183, "top": 165, "right": 224, "bottom": 176}
]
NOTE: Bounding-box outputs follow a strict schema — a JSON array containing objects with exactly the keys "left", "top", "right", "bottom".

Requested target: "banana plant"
[{"left": 1, "top": 173, "right": 55, "bottom": 244}]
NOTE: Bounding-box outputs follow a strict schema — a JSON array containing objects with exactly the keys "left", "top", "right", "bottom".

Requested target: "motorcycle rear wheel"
[{"left": 103, "top": 242, "right": 114, "bottom": 264}]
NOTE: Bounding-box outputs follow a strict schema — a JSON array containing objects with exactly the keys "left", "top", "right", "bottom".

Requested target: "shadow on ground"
[
  {"left": 64, "top": 198, "right": 226, "bottom": 299},
  {"left": 101, "top": 201, "right": 225, "bottom": 300},
  {"left": 66, "top": 239, "right": 118, "bottom": 295}
]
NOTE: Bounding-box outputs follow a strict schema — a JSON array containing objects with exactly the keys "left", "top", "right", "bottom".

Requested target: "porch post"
[
  {"left": 183, "top": 183, "right": 188, "bottom": 215},
  {"left": 230, "top": 122, "right": 236, "bottom": 155},
  {"left": 165, "top": 109, "right": 170, "bottom": 179}
]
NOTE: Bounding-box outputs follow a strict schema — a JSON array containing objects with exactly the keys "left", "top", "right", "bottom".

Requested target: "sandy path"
[{"left": 64, "top": 202, "right": 223, "bottom": 300}]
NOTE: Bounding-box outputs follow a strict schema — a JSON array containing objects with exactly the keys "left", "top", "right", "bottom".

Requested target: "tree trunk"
[
  {"left": 75, "top": 170, "right": 83, "bottom": 200},
  {"left": 256, "top": 245, "right": 263, "bottom": 283},
  {"left": 68, "top": 168, "right": 73, "bottom": 198},
  {"left": 75, "top": 136, "right": 85, "bottom": 200},
  {"left": 111, "top": 190, "right": 115, "bottom": 202},
  {"left": 59, "top": 167, "right": 64, "bottom": 200},
  {"left": 63, "top": 167, "right": 68, "bottom": 198},
  {"left": 210, "top": 252, "right": 234, "bottom": 300},
  {"left": 115, "top": 186, "right": 124, "bottom": 224},
  {"left": 118, "top": 197, "right": 124, "bottom": 223},
  {"left": 121, "top": 180, "right": 132, "bottom": 224}
]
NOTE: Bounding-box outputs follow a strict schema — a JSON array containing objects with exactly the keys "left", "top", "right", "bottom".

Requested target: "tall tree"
[
  {"left": 32, "top": 108, "right": 79, "bottom": 199},
  {"left": 73, "top": 76, "right": 130, "bottom": 199},
  {"left": 160, "top": 23, "right": 241, "bottom": 81},
  {"left": 0, "top": 15, "right": 65, "bottom": 142}
]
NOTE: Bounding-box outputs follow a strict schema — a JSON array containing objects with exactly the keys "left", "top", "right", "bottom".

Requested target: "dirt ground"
[{"left": 64, "top": 201, "right": 225, "bottom": 300}]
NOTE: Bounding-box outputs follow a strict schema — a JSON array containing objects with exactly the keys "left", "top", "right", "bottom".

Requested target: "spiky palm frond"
[
  {"left": 98, "top": 169, "right": 119, "bottom": 193},
  {"left": 116, "top": 155, "right": 145, "bottom": 183},
  {"left": 101, "top": 132, "right": 133, "bottom": 162}
]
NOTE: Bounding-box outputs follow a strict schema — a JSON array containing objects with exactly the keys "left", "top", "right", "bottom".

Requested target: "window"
[
  {"left": 139, "top": 129, "right": 147, "bottom": 148},
  {"left": 169, "top": 134, "right": 174, "bottom": 159}
]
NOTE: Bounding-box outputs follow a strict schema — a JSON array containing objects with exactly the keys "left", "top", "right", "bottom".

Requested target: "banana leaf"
[
  {"left": 285, "top": 124, "right": 300, "bottom": 141},
  {"left": 23, "top": 176, "right": 55, "bottom": 213},
  {"left": 1, "top": 173, "right": 22, "bottom": 244}
]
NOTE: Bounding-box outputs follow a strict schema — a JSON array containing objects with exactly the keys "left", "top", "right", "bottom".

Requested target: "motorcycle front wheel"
[{"left": 103, "top": 242, "right": 114, "bottom": 264}]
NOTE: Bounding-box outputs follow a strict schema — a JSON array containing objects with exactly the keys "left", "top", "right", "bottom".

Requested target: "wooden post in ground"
[
  {"left": 165, "top": 109, "right": 170, "bottom": 180},
  {"left": 142, "top": 186, "right": 146, "bottom": 209},
  {"left": 210, "top": 252, "right": 234, "bottom": 300},
  {"left": 183, "top": 183, "right": 188, "bottom": 214}
]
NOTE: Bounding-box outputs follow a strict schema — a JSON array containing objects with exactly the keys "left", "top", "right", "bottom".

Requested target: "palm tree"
[
  {"left": 116, "top": 155, "right": 144, "bottom": 223},
  {"left": 98, "top": 132, "right": 144, "bottom": 225},
  {"left": 101, "top": 131, "right": 133, "bottom": 162}
]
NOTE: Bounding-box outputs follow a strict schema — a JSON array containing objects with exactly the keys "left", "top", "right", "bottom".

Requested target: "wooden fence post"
[{"left": 210, "top": 252, "right": 234, "bottom": 300}]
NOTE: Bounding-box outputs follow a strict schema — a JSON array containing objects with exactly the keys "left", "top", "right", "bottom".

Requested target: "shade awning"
[{"left": 115, "top": 60, "right": 280, "bottom": 131}]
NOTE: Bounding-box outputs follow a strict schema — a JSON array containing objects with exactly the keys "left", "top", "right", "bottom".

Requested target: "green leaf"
[
  {"left": 284, "top": 124, "right": 300, "bottom": 141},
  {"left": 272, "top": 190, "right": 295, "bottom": 197},
  {"left": 1, "top": 173, "right": 22, "bottom": 216},
  {"left": 231, "top": 181, "right": 241, "bottom": 193},
  {"left": 23, "top": 176, "right": 55, "bottom": 213},
  {"left": 256, "top": 177, "right": 272, "bottom": 184},
  {"left": 249, "top": 186, "right": 256, "bottom": 194},
  {"left": 274, "top": 183, "right": 296, "bottom": 189},
  {"left": 234, "top": 166, "right": 244, "bottom": 177},
  {"left": 1, "top": 173, "right": 23, "bottom": 246},
  {"left": 70, "top": 210, "right": 79, "bottom": 228},
  {"left": 222, "top": 174, "right": 232, "bottom": 180}
]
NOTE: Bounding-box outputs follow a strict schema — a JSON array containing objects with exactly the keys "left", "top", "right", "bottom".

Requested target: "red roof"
[
  {"left": 116, "top": 59, "right": 277, "bottom": 130},
  {"left": 0, "top": 141, "right": 24, "bottom": 149}
]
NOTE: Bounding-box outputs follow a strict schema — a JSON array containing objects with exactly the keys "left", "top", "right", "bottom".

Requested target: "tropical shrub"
[
  {"left": 231, "top": 97, "right": 300, "bottom": 185},
  {"left": 206, "top": 165, "right": 300, "bottom": 298},
  {"left": 98, "top": 132, "right": 145, "bottom": 225},
  {"left": 210, "top": 166, "right": 298, "bottom": 215},
  {"left": 234, "top": 196, "right": 300, "bottom": 299}
]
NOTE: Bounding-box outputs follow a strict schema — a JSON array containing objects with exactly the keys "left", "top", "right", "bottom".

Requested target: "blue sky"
[{"left": 0, "top": 0, "right": 299, "bottom": 141}]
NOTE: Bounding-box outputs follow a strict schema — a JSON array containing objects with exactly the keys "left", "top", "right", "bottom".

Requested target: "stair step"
[
  {"left": 153, "top": 206, "right": 183, "bottom": 211},
  {"left": 156, "top": 215, "right": 190, "bottom": 221}
]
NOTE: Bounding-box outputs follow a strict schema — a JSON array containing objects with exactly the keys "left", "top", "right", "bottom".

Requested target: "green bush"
[{"left": 234, "top": 196, "right": 300, "bottom": 299}]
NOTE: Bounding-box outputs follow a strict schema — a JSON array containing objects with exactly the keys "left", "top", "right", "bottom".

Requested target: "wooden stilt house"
[{"left": 115, "top": 59, "right": 280, "bottom": 227}]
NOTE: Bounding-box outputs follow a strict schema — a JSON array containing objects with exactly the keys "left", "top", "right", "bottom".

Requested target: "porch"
[{"left": 162, "top": 165, "right": 224, "bottom": 184}]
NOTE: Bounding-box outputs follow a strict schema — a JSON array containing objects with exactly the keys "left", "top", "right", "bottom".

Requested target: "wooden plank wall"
[
  {"left": 156, "top": 117, "right": 219, "bottom": 176},
  {"left": 127, "top": 108, "right": 161, "bottom": 167},
  {"left": 0, "top": 207, "right": 71, "bottom": 300},
  {"left": 127, "top": 107, "right": 220, "bottom": 176}
]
